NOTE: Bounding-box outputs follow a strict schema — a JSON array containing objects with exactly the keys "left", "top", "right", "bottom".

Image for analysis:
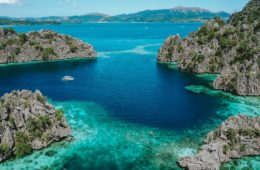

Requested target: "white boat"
[{"left": 62, "top": 76, "right": 74, "bottom": 81}]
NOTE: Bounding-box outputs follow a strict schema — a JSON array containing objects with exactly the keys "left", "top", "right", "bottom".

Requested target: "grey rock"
[
  {"left": 241, "top": 24, "right": 250, "bottom": 31},
  {"left": 0, "top": 29, "right": 97, "bottom": 64},
  {"left": 178, "top": 115, "right": 260, "bottom": 170},
  {"left": 1, "top": 127, "right": 14, "bottom": 149},
  {"left": 0, "top": 28, "right": 4, "bottom": 37},
  {"left": 0, "top": 90, "right": 71, "bottom": 162},
  {"left": 157, "top": 0, "right": 260, "bottom": 96}
]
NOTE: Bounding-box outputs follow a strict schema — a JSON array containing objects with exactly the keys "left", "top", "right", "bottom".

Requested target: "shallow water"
[{"left": 0, "top": 23, "right": 259, "bottom": 169}]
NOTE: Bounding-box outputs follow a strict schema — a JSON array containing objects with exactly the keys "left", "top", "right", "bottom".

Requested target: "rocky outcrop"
[
  {"left": 0, "top": 90, "right": 71, "bottom": 162},
  {"left": 0, "top": 28, "right": 96, "bottom": 64},
  {"left": 157, "top": 0, "right": 260, "bottom": 96},
  {"left": 178, "top": 115, "right": 260, "bottom": 170}
]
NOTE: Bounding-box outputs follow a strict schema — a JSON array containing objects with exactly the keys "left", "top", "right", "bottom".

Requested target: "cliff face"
[
  {"left": 0, "top": 28, "right": 96, "bottom": 64},
  {"left": 178, "top": 115, "right": 260, "bottom": 170},
  {"left": 0, "top": 90, "right": 71, "bottom": 162},
  {"left": 157, "top": 0, "right": 260, "bottom": 96}
]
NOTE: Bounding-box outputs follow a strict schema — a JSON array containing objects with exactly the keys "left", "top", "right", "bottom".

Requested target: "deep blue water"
[
  {"left": 0, "top": 23, "right": 224, "bottom": 130},
  {"left": 1, "top": 23, "right": 260, "bottom": 170}
]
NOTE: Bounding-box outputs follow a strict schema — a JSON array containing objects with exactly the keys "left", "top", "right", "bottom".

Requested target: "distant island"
[
  {"left": 158, "top": 0, "right": 260, "bottom": 96},
  {"left": 0, "top": 27, "right": 96, "bottom": 64},
  {"left": 101, "top": 7, "right": 230, "bottom": 23},
  {"left": 0, "top": 18, "right": 60, "bottom": 25},
  {"left": 0, "top": 6, "right": 230, "bottom": 24}
]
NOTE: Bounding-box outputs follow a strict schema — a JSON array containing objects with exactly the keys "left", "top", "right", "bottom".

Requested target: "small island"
[
  {"left": 0, "top": 28, "right": 96, "bottom": 64},
  {"left": 157, "top": 0, "right": 260, "bottom": 96},
  {"left": 0, "top": 90, "right": 71, "bottom": 162},
  {"left": 178, "top": 115, "right": 260, "bottom": 170}
]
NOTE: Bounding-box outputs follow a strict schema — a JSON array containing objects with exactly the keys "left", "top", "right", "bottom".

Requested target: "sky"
[{"left": 0, "top": 0, "right": 250, "bottom": 18}]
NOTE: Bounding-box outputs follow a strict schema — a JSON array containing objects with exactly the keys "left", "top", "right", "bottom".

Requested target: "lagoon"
[{"left": 0, "top": 23, "right": 259, "bottom": 169}]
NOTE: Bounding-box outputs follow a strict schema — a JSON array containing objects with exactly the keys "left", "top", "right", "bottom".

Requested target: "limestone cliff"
[
  {"left": 157, "top": 0, "right": 260, "bottom": 96},
  {"left": 0, "top": 28, "right": 96, "bottom": 64},
  {"left": 178, "top": 115, "right": 260, "bottom": 170},
  {"left": 0, "top": 90, "right": 71, "bottom": 162}
]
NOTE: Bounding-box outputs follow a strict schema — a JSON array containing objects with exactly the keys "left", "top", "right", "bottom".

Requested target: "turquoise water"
[{"left": 0, "top": 23, "right": 259, "bottom": 169}]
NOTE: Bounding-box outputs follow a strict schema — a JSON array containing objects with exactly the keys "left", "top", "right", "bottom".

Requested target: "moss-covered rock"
[
  {"left": 0, "top": 90, "right": 71, "bottom": 162},
  {"left": 0, "top": 29, "right": 97, "bottom": 64},
  {"left": 158, "top": 0, "right": 260, "bottom": 96},
  {"left": 178, "top": 115, "right": 260, "bottom": 170}
]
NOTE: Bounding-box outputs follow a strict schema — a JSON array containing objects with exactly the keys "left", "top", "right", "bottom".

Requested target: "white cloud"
[{"left": 0, "top": 0, "right": 18, "bottom": 5}]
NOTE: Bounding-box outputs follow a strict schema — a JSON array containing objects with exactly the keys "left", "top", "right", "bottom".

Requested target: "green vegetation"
[
  {"left": 44, "top": 32, "right": 54, "bottom": 39},
  {"left": 18, "top": 33, "right": 28, "bottom": 44},
  {"left": 15, "top": 47, "right": 20, "bottom": 55},
  {"left": 238, "top": 128, "right": 260, "bottom": 138},
  {"left": 223, "top": 144, "right": 230, "bottom": 154},
  {"left": 27, "top": 115, "right": 51, "bottom": 138},
  {"left": 209, "top": 55, "right": 222, "bottom": 72},
  {"left": 240, "top": 144, "right": 246, "bottom": 152},
  {"left": 222, "top": 28, "right": 235, "bottom": 38},
  {"left": 3, "top": 28, "right": 16, "bottom": 35},
  {"left": 5, "top": 38, "right": 18, "bottom": 46},
  {"left": 254, "top": 22, "right": 260, "bottom": 33},
  {"left": 70, "top": 44, "right": 78, "bottom": 53},
  {"left": 0, "top": 144, "right": 9, "bottom": 155},
  {"left": 55, "top": 109, "right": 64, "bottom": 121},
  {"left": 219, "top": 37, "right": 237, "bottom": 49},
  {"left": 36, "top": 93, "right": 47, "bottom": 104},
  {"left": 0, "top": 43, "right": 6, "bottom": 50},
  {"left": 208, "top": 31, "right": 217, "bottom": 41},
  {"left": 29, "top": 41, "right": 37, "bottom": 46},
  {"left": 198, "top": 26, "right": 208, "bottom": 37},
  {"left": 30, "top": 31, "right": 40, "bottom": 37},
  {"left": 214, "top": 17, "right": 225, "bottom": 27},
  {"left": 15, "top": 132, "right": 32, "bottom": 157},
  {"left": 232, "top": 41, "right": 257, "bottom": 64},
  {"left": 226, "top": 128, "right": 237, "bottom": 147},
  {"left": 166, "top": 46, "right": 174, "bottom": 59},
  {"left": 35, "top": 44, "right": 44, "bottom": 52},
  {"left": 15, "top": 143, "right": 33, "bottom": 158},
  {"left": 42, "top": 47, "right": 56, "bottom": 61},
  {"left": 9, "top": 117, "right": 16, "bottom": 129}
]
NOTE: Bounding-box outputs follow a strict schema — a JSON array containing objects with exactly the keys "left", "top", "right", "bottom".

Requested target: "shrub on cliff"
[
  {"left": 3, "top": 28, "right": 16, "bottom": 35},
  {"left": 19, "top": 33, "right": 28, "bottom": 44}
]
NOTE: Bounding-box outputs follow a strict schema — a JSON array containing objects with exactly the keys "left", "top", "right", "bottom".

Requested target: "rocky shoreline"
[
  {"left": 178, "top": 115, "right": 260, "bottom": 170},
  {"left": 0, "top": 90, "right": 71, "bottom": 162},
  {"left": 157, "top": 0, "right": 260, "bottom": 96},
  {"left": 0, "top": 28, "right": 96, "bottom": 64}
]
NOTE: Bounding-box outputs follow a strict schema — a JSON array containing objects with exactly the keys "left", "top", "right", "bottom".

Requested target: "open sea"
[{"left": 0, "top": 23, "right": 259, "bottom": 170}]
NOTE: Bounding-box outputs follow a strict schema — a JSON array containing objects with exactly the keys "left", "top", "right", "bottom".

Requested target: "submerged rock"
[
  {"left": 0, "top": 90, "right": 71, "bottom": 162},
  {"left": 178, "top": 115, "right": 260, "bottom": 170},
  {"left": 0, "top": 28, "right": 96, "bottom": 64},
  {"left": 157, "top": 0, "right": 260, "bottom": 96}
]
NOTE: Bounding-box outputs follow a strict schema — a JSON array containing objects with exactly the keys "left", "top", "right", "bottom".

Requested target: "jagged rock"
[
  {"left": 213, "top": 23, "right": 220, "bottom": 31},
  {"left": 241, "top": 24, "right": 250, "bottom": 31},
  {"left": 157, "top": 0, "right": 260, "bottom": 96},
  {"left": 0, "top": 90, "right": 71, "bottom": 162},
  {"left": 178, "top": 115, "right": 260, "bottom": 170},
  {"left": 0, "top": 29, "right": 97, "bottom": 64},
  {"left": 0, "top": 28, "right": 4, "bottom": 37}
]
